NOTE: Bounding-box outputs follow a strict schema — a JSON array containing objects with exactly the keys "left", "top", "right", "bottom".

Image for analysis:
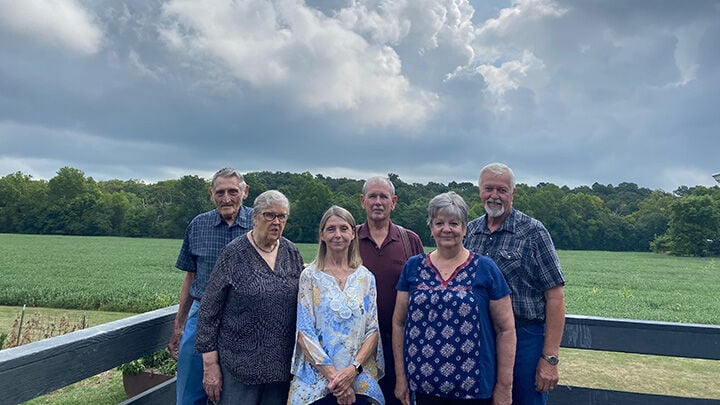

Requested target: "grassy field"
[
  {"left": 1, "top": 233, "right": 719, "bottom": 402},
  {"left": 2, "top": 233, "right": 718, "bottom": 324}
]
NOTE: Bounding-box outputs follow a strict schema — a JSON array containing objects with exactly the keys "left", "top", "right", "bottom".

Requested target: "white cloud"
[
  {"left": 477, "top": 0, "right": 566, "bottom": 37},
  {"left": 476, "top": 50, "right": 545, "bottom": 95},
  {"left": 157, "top": 0, "right": 437, "bottom": 128},
  {"left": 1, "top": 0, "right": 718, "bottom": 192},
  {"left": 128, "top": 49, "right": 162, "bottom": 80},
  {"left": 0, "top": 0, "right": 102, "bottom": 54}
]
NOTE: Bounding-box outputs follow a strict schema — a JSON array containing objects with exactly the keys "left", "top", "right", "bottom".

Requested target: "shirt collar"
[
  {"left": 478, "top": 208, "right": 517, "bottom": 234},
  {"left": 357, "top": 220, "right": 401, "bottom": 241},
  {"left": 213, "top": 205, "right": 252, "bottom": 228}
]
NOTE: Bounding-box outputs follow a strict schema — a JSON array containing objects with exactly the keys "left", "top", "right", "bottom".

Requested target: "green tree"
[
  {"left": 44, "top": 168, "right": 108, "bottom": 235},
  {"left": 0, "top": 172, "right": 49, "bottom": 233},
  {"left": 628, "top": 190, "right": 673, "bottom": 252},
  {"left": 286, "top": 176, "right": 332, "bottom": 243},
  {"left": 558, "top": 193, "right": 615, "bottom": 250},
  {"left": 664, "top": 193, "right": 720, "bottom": 256}
]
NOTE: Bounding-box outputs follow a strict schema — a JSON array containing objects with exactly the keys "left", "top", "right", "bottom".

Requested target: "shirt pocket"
[{"left": 494, "top": 249, "right": 523, "bottom": 283}]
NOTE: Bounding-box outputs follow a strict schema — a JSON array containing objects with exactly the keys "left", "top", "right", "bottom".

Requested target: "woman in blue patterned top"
[
  {"left": 290, "top": 205, "right": 385, "bottom": 405},
  {"left": 392, "top": 192, "right": 516, "bottom": 405}
]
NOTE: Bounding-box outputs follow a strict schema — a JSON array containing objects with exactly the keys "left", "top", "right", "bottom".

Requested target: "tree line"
[{"left": 1, "top": 167, "right": 719, "bottom": 257}]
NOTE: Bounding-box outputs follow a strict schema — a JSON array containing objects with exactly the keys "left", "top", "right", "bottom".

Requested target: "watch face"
[{"left": 544, "top": 355, "right": 559, "bottom": 365}]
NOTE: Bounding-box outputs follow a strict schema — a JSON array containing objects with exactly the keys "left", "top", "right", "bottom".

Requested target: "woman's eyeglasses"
[{"left": 262, "top": 212, "right": 288, "bottom": 222}]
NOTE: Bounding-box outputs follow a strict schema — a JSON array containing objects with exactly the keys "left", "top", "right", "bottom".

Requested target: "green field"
[
  {"left": 2, "top": 233, "right": 719, "bottom": 324},
  {"left": 1, "top": 233, "right": 719, "bottom": 402}
]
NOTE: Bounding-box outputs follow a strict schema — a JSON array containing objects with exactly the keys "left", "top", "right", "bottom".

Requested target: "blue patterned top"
[
  {"left": 289, "top": 264, "right": 385, "bottom": 405},
  {"left": 397, "top": 252, "right": 510, "bottom": 399},
  {"left": 464, "top": 208, "right": 565, "bottom": 321},
  {"left": 175, "top": 206, "right": 253, "bottom": 299}
]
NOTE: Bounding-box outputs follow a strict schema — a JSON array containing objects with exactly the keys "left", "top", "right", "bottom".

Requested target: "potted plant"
[{"left": 118, "top": 348, "right": 177, "bottom": 398}]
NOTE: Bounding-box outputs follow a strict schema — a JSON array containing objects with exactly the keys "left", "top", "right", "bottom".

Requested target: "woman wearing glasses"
[{"left": 195, "top": 190, "right": 304, "bottom": 404}]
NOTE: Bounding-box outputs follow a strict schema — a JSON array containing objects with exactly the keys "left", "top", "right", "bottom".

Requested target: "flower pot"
[{"left": 122, "top": 369, "right": 173, "bottom": 398}]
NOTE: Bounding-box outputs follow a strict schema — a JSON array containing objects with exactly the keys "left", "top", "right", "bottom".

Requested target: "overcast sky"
[{"left": 1, "top": 0, "right": 719, "bottom": 192}]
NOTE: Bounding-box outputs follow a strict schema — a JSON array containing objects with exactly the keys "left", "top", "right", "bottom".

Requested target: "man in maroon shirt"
[{"left": 357, "top": 176, "right": 424, "bottom": 405}]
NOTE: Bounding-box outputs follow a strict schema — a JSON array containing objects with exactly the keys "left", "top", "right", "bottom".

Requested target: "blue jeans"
[
  {"left": 176, "top": 300, "right": 207, "bottom": 405},
  {"left": 513, "top": 323, "right": 548, "bottom": 405}
]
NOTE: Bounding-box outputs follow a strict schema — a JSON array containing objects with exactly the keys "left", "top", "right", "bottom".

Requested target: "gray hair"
[
  {"left": 362, "top": 176, "right": 395, "bottom": 195},
  {"left": 426, "top": 191, "right": 469, "bottom": 228},
  {"left": 211, "top": 168, "right": 245, "bottom": 189},
  {"left": 479, "top": 163, "right": 516, "bottom": 190},
  {"left": 253, "top": 190, "right": 290, "bottom": 215}
]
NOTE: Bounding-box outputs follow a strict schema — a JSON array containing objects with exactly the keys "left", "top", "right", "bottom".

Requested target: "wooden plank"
[
  {"left": 0, "top": 305, "right": 178, "bottom": 404},
  {"left": 550, "top": 385, "right": 720, "bottom": 404},
  {"left": 119, "top": 377, "right": 176, "bottom": 405},
  {"left": 2, "top": 309, "right": 719, "bottom": 403},
  {"left": 563, "top": 315, "right": 720, "bottom": 360}
]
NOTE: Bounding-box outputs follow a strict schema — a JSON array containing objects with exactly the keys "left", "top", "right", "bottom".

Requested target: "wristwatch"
[
  {"left": 351, "top": 360, "right": 363, "bottom": 375},
  {"left": 542, "top": 354, "right": 560, "bottom": 365}
]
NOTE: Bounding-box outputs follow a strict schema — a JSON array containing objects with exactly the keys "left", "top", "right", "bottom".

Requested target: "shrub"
[{"left": 117, "top": 348, "right": 177, "bottom": 376}]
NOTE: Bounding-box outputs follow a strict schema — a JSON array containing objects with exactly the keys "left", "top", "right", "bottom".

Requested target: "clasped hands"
[{"left": 327, "top": 366, "right": 358, "bottom": 405}]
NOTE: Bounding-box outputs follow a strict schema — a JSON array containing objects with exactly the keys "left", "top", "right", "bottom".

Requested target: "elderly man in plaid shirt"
[
  {"left": 464, "top": 163, "right": 566, "bottom": 405},
  {"left": 168, "top": 168, "right": 253, "bottom": 405}
]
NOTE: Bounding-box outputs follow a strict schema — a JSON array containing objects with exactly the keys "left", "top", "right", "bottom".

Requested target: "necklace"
[{"left": 251, "top": 230, "right": 277, "bottom": 254}]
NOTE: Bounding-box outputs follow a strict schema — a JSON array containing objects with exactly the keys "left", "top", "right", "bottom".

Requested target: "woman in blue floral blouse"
[{"left": 290, "top": 205, "right": 385, "bottom": 405}]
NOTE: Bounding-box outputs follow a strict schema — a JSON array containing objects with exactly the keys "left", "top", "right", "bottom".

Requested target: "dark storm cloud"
[{"left": 0, "top": 0, "right": 718, "bottom": 191}]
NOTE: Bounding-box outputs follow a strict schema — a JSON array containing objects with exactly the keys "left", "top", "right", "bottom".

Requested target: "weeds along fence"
[
  {"left": 1, "top": 305, "right": 87, "bottom": 349},
  {"left": 0, "top": 308, "right": 719, "bottom": 404}
]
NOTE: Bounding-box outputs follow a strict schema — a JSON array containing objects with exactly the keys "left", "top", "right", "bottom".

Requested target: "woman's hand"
[
  {"left": 202, "top": 363, "right": 222, "bottom": 403},
  {"left": 335, "top": 386, "right": 357, "bottom": 405},
  {"left": 492, "top": 382, "right": 512, "bottom": 405},
  {"left": 327, "top": 365, "right": 357, "bottom": 395},
  {"left": 394, "top": 375, "right": 411, "bottom": 405}
]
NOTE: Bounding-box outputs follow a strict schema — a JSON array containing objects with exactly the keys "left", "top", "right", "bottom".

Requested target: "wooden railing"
[
  {"left": 1, "top": 307, "right": 719, "bottom": 404},
  {"left": 0, "top": 305, "right": 177, "bottom": 405}
]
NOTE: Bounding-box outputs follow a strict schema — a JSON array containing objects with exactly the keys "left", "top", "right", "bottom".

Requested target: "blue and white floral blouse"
[{"left": 289, "top": 264, "right": 385, "bottom": 405}]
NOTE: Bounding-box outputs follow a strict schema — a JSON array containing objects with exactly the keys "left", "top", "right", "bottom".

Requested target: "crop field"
[
  {"left": 2, "top": 233, "right": 719, "bottom": 324},
  {"left": 1, "top": 233, "right": 719, "bottom": 403}
]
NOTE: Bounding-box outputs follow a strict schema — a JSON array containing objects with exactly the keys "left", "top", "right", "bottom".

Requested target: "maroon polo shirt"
[{"left": 357, "top": 221, "right": 424, "bottom": 337}]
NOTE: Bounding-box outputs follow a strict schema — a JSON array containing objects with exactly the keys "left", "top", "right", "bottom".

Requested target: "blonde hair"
[{"left": 313, "top": 205, "right": 362, "bottom": 270}]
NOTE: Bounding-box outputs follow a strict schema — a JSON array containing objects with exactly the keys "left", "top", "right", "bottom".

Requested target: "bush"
[{"left": 117, "top": 348, "right": 177, "bottom": 376}]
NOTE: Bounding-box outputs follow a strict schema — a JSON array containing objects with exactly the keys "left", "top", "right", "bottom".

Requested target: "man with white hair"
[
  {"left": 464, "top": 163, "right": 566, "bottom": 405},
  {"left": 168, "top": 168, "right": 253, "bottom": 405}
]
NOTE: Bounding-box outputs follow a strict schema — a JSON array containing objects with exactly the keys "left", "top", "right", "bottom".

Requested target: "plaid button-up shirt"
[
  {"left": 464, "top": 208, "right": 565, "bottom": 322},
  {"left": 176, "top": 206, "right": 253, "bottom": 300}
]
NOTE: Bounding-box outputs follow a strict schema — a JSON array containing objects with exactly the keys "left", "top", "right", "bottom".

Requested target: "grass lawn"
[{"left": 1, "top": 233, "right": 719, "bottom": 403}]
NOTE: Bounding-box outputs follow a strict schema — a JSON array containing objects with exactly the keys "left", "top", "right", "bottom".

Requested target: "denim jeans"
[
  {"left": 176, "top": 300, "right": 207, "bottom": 405},
  {"left": 513, "top": 323, "right": 549, "bottom": 405}
]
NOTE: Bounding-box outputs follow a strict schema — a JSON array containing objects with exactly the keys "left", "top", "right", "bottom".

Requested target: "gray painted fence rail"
[{"left": 1, "top": 309, "right": 718, "bottom": 404}]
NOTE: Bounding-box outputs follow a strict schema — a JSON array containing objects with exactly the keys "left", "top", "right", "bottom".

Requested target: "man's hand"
[
  {"left": 202, "top": 363, "right": 222, "bottom": 403},
  {"left": 535, "top": 358, "right": 559, "bottom": 392},
  {"left": 167, "top": 328, "right": 183, "bottom": 360}
]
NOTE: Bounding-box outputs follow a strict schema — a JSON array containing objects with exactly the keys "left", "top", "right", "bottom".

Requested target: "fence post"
[{"left": 16, "top": 305, "right": 26, "bottom": 346}]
